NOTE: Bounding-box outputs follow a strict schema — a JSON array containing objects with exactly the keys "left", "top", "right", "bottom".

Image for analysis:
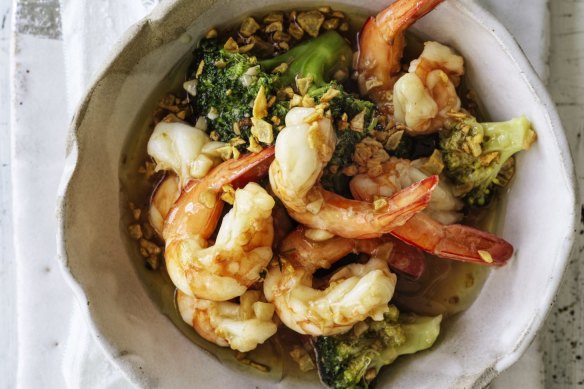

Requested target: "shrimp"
[
  {"left": 350, "top": 161, "right": 514, "bottom": 265},
  {"left": 350, "top": 157, "right": 463, "bottom": 225},
  {"left": 149, "top": 174, "right": 181, "bottom": 237},
  {"left": 357, "top": 0, "right": 464, "bottom": 134},
  {"left": 147, "top": 119, "right": 226, "bottom": 186},
  {"left": 269, "top": 107, "right": 439, "bottom": 239},
  {"left": 280, "top": 226, "right": 426, "bottom": 279},
  {"left": 263, "top": 256, "right": 396, "bottom": 336},
  {"left": 356, "top": 0, "right": 444, "bottom": 106},
  {"left": 177, "top": 290, "right": 277, "bottom": 352},
  {"left": 393, "top": 41, "right": 464, "bottom": 134},
  {"left": 163, "top": 147, "right": 276, "bottom": 301}
]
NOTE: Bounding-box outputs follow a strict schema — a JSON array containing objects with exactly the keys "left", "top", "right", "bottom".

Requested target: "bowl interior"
[{"left": 59, "top": 0, "right": 575, "bottom": 388}]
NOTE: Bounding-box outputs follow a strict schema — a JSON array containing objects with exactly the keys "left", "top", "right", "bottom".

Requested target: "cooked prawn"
[
  {"left": 280, "top": 226, "right": 426, "bottom": 279},
  {"left": 149, "top": 174, "right": 181, "bottom": 237},
  {"left": 350, "top": 162, "right": 514, "bottom": 265},
  {"left": 269, "top": 107, "right": 439, "bottom": 239},
  {"left": 177, "top": 290, "right": 277, "bottom": 352},
  {"left": 163, "top": 148, "right": 276, "bottom": 301},
  {"left": 263, "top": 255, "right": 396, "bottom": 336},
  {"left": 393, "top": 41, "right": 464, "bottom": 134},
  {"left": 357, "top": 0, "right": 444, "bottom": 106},
  {"left": 350, "top": 157, "right": 463, "bottom": 225},
  {"left": 147, "top": 118, "right": 226, "bottom": 186}
]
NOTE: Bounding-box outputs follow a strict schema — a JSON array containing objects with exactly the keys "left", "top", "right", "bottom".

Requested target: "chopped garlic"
[
  {"left": 199, "top": 190, "right": 217, "bottom": 208},
  {"left": 251, "top": 118, "right": 274, "bottom": 144},
  {"left": 478, "top": 250, "right": 493, "bottom": 264},
  {"left": 221, "top": 184, "right": 236, "bottom": 205},
  {"left": 190, "top": 154, "right": 214, "bottom": 178},
  {"left": 247, "top": 136, "right": 263, "bottom": 153},
  {"left": 240, "top": 65, "right": 260, "bottom": 87},
  {"left": 296, "top": 76, "right": 313, "bottom": 96},
  {"left": 201, "top": 141, "right": 227, "bottom": 157},
  {"left": 319, "top": 87, "right": 340, "bottom": 102},
  {"left": 350, "top": 109, "right": 366, "bottom": 132},
  {"left": 216, "top": 145, "right": 234, "bottom": 160},
  {"left": 253, "top": 85, "right": 268, "bottom": 119},
  {"left": 183, "top": 79, "right": 198, "bottom": 96},
  {"left": 306, "top": 198, "right": 324, "bottom": 214},
  {"left": 207, "top": 107, "right": 219, "bottom": 120}
]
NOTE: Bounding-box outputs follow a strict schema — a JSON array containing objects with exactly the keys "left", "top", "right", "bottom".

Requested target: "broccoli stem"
[
  {"left": 482, "top": 116, "right": 534, "bottom": 159},
  {"left": 260, "top": 31, "right": 353, "bottom": 89}
]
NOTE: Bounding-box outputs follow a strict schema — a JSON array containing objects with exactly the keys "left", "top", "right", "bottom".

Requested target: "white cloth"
[{"left": 11, "top": 0, "right": 547, "bottom": 387}]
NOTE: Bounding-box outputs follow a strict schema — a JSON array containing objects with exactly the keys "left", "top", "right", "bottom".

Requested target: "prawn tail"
[
  {"left": 210, "top": 146, "right": 275, "bottom": 191},
  {"left": 432, "top": 224, "right": 514, "bottom": 265},
  {"left": 388, "top": 238, "right": 427, "bottom": 279},
  {"left": 376, "top": 175, "right": 439, "bottom": 232},
  {"left": 392, "top": 213, "right": 514, "bottom": 266}
]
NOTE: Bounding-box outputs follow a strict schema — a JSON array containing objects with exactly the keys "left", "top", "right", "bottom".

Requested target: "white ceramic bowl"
[{"left": 57, "top": 0, "right": 576, "bottom": 387}]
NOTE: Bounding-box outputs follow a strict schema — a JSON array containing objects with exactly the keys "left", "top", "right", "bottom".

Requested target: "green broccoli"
[
  {"left": 261, "top": 30, "right": 378, "bottom": 170},
  {"left": 439, "top": 114, "right": 536, "bottom": 207},
  {"left": 313, "top": 305, "right": 442, "bottom": 389},
  {"left": 260, "top": 31, "right": 353, "bottom": 90},
  {"left": 309, "top": 83, "right": 377, "bottom": 168},
  {"left": 188, "top": 39, "right": 279, "bottom": 143},
  {"left": 189, "top": 32, "right": 379, "bottom": 167}
]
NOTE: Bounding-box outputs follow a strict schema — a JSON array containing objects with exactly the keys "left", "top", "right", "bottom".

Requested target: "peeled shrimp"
[
  {"left": 149, "top": 174, "right": 181, "bottom": 237},
  {"left": 147, "top": 119, "right": 226, "bottom": 186},
  {"left": 163, "top": 148, "right": 276, "bottom": 301},
  {"left": 264, "top": 256, "right": 396, "bottom": 336},
  {"left": 393, "top": 41, "right": 464, "bottom": 134},
  {"left": 350, "top": 162, "right": 514, "bottom": 265},
  {"left": 357, "top": 0, "right": 444, "bottom": 105},
  {"left": 350, "top": 157, "right": 463, "bottom": 225},
  {"left": 269, "top": 107, "right": 438, "bottom": 239},
  {"left": 177, "top": 290, "right": 277, "bottom": 352},
  {"left": 280, "top": 226, "right": 426, "bottom": 279}
]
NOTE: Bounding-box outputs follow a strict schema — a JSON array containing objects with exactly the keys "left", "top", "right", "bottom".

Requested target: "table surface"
[{"left": 1, "top": 0, "right": 583, "bottom": 387}]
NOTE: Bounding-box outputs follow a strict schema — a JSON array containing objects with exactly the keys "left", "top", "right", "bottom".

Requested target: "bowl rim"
[
  {"left": 55, "top": 0, "right": 577, "bottom": 386},
  {"left": 455, "top": 0, "right": 577, "bottom": 376}
]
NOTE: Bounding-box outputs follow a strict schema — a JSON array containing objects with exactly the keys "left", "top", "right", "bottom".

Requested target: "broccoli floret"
[
  {"left": 313, "top": 306, "right": 442, "bottom": 389},
  {"left": 189, "top": 33, "right": 378, "bottom": 165},
  {"left": 308, "top": 83, "right": 377, "bottom": 168},
  {"left": 439, "top": 114, "right": 536, "bottom": 207},
  {"left": 260, "top": 31, "right": 353, "bottom": 89},
  {"left": 188, "top": 39, "right": 280, "bottom": 143}
]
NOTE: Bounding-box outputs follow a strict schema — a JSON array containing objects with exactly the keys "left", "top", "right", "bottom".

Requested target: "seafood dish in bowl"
[
  {"left": 128, "top": 0, "right": 535, "bottom": 384},
  {"left": 57, "top": 0, "right": 576, "bottom": 387}
]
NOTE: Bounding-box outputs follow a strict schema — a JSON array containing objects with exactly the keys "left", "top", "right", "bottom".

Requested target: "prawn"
[
  {"left": 356, "top": 0, "right": 444, "bottom": 105},
  {"left": 264, "top": 255, "right": 396, "bottom": 336},
  {"left": 393, "top": 41, "right": 464, "bottom": 134},
  {"left": 177, "top": 290, "right": 277, "bottom": 352},
  {"left": 163, "top": 147, "right": 277, "bottom": 301},
  {"left": 357, "top": 0, "right": 465, "bottom": 134},
  {"left": 269, "top": 107, "right": 438, "bottom": 239},
  {"left": 350, "top": 160, "right": 514, "bottom": 265},
  {"left": 280, "top": 226, "right": 426, "bottom": 279},
  {"left": 350, "top": 157, "right": 463, "bottom": 225},
  {"left": 149, "top": 174, "right": 181, "bottom": 237}
]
